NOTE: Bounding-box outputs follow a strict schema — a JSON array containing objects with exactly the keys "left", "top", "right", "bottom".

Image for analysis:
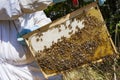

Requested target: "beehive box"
[{"left": 23, "top": 2, "right": 117, "bottom": 78}]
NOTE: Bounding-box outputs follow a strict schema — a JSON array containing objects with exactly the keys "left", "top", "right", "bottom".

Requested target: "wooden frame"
[{"left": 23, "top": 2, "right": 117, "bottom": 78}]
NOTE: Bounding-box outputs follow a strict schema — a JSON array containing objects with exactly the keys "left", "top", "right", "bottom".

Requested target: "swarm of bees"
[{"left": 34, "top": 12, "right": 110, "bottom": 75}]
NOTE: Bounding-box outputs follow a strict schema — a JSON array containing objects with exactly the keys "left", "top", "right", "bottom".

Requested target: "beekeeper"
[{"left": 0, "top": 0, "right": 66, "bottom": 80}]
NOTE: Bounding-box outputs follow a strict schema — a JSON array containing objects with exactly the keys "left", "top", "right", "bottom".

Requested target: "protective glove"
[
  {"left": 17, "top": 25, "right": 40, "bottom": 45},
  {"left": 98, "top": 0, "right": 106, "bottom": 6},
  {"left": 53, "top": 0, "right": 66, "bottom": 3},
  {"left": 83, "top": 0, "right": 106, "bottom": 6}
]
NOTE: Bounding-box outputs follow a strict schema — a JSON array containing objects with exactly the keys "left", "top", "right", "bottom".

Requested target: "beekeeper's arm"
[{"left": 0, "top": 0, "right": 66, "bottom": 20}]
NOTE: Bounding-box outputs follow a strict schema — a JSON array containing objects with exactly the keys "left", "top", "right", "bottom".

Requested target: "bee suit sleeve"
[{"left": 0, "top": 0, "right": 53, "bottom": 20}]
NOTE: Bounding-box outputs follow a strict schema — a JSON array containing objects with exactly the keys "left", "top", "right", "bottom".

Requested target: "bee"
[
  {"left": 65, "top": 26, "right": 67, "bottom": 29},
  {"left": 37, "top": 50, "right": 41, "bottom": 53},
  {"left": 40, "top": 38, "right": 43, "bottom": 41},
  {"left": 44, "top": 46, "right": 47, "bottom": 49},
  {"left": 47, "top": 65, "right": 53, "bottom": 70},
  {"left": 71, "top": 18, "right": 74, "bottom": 22},
  {"left": 61, "top": 36, "right": 66, "bottom": 41},
  {"left": 57, "top": 39, "right": 61, "bottom": 42},
  {"left": 58, "top": 28, "right": 61, "bottom": 32},
  {"left": 35, "top": 54, "right": 40, "bottom": 58},
  {"left": 68, "top": 30, "right": 73, "bottom": 35},
  {"left": 36, "top": 38, "right": 39, "bottom": 42},
  {"left": 52, "top": 41, "right": 54, "bottom": 45},
  {"left": 36, "top": 33, "right": 43, "bottom": 37},
  {"left": 68, "top": 25, "right": 72, "bottom": 30},
  {"left": 76, "top": 26, "right": 80, "bottom": 30}
]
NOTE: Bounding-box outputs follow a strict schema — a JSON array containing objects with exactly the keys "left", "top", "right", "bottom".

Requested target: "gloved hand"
[
  {"left": 53, "top": 0, "right": 66, "bottom": 4},
  {"left": 83, "top": 0, "right": 106, "bottom": 6},
  {"left": 17, "top": 25, "right": 40, "bottom": 45},
  {"left": 17, "top": 29, "right": 31, "bottom": 46},
  {"left": 98, "top": 0, "right": 106, "bottom": 6}
]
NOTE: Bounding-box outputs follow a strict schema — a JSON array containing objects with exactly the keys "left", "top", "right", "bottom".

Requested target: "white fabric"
[
  {"left": 0, "top": 61, "right": 46, "bottom": 80},
  {"left": 19, "top": 0, "right": 53, "bottom": 13},
  {"left": 0, "top": 0, "right": 22, "bottom": 20},
  {"left": 19, "top": 11, "right": 51, "bottom": 31},
  {"left": 0, "top": 0, "right": 62, "bottom": 79},
  {"left": 0, "top": 0, "right": 53, "bottom": 20},
  {"left": 0, "top": 10, "right": 53, "bottom": 80},
  {"left": 0, "top": 20, "right": 34, "bottom": 65}
]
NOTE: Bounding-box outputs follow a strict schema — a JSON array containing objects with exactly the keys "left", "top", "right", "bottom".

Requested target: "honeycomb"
[{"left": 35, "top": 13, "right": 114, "bottom": 75}]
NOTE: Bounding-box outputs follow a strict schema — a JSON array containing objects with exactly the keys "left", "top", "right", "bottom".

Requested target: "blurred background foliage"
[{"left": 44, "top": 0, "right": 120, "bottom": 48}]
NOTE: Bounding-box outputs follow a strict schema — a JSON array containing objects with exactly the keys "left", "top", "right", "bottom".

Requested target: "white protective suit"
[{"left": 0, "top": 0, "right": 62, "bottom": 80}]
